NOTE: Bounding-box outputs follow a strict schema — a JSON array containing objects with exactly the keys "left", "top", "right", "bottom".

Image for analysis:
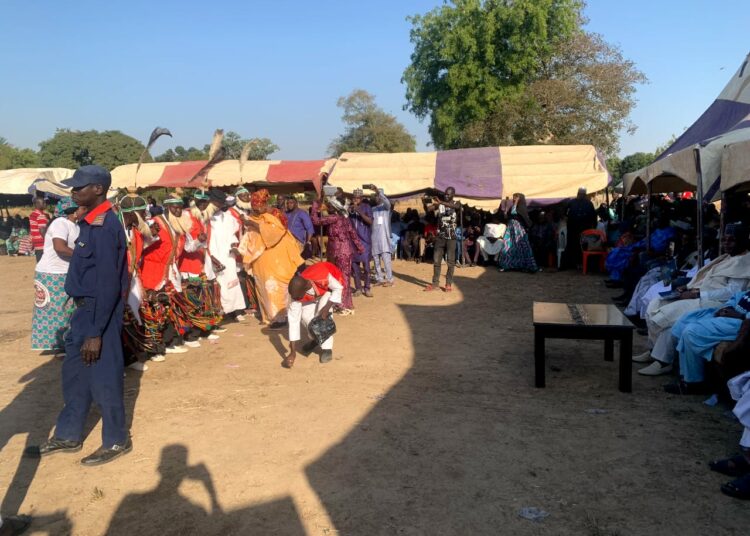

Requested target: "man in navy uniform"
[{"left": 27, "top": 165, "right": 131, "bottom": 466}]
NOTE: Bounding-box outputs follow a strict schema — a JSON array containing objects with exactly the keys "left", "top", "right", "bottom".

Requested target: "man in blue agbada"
[{"left": 26, "top": 165, "right": 131, "bottom": 466}]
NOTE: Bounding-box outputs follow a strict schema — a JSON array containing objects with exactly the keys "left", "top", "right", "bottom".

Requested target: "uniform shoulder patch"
[{"left": 91, "top": 213, "right": 106, "bottom": 226}]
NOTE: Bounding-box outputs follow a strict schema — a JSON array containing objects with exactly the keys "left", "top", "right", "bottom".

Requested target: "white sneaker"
[
  {"left": 632, "top": 350, "right": 652, "bottom": 363},
  {"left": 235, "top": 314, "right": 247, "bottom": 322},
  {"left": 638, "top": 361, "right": 673, "bottom": 376},
  {"left": 213, "top": 327, "right": 227, "bottom": 333},
  {"left": 207, "top": 334, "right": 220, "bottom": 341},
  {"left": 184, "top": 340, "right": 201, "bottom": 348},
  {"left": 166, "top": 346, "right": 188, "bottom": 354},
  {"left": 150, "top": 354, "right": 166, "bottom": 362},
  {"left": 128, "top": 361, "right": 149, "bottom": 371}
]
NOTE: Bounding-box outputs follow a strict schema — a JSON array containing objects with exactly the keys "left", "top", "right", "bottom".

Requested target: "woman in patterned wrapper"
[
  {"left": 498, "top": 192, "right": 538, "bottom": 273},
  {"left": 31, "top": 197, "right": 85, "bottom": 356}
]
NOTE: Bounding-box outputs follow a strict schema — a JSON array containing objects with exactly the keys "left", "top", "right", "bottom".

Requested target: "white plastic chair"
[{"left": 556, "top": 226, "right": 567, "bottom": 269}]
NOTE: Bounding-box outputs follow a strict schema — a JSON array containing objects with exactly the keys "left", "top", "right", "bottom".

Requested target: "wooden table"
[{"left": 533, "top": 302, "right": 635, "bottom": 393}]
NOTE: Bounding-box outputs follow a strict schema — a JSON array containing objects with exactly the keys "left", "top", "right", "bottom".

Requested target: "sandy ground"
[{"left": 0, "top": 255, "right": 749, "bottom": 535}]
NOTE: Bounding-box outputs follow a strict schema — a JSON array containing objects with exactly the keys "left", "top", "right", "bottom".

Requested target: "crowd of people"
[{"left": 5, "top": 164, "right": 750, "bottom": 501}]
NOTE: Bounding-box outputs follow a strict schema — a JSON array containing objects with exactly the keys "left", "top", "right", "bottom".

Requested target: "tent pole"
[
  {"left": 718, "top": 191, "right": 726, "bottom": 256},
  {"left": 646, "top": 183, "right": 652, "bottom": 255},
  {"left": 694, "top": 148, "right": 704, "bottom": 268}
]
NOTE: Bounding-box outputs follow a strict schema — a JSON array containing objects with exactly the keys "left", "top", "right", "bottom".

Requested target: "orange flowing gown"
[{"left": 240, "top": 212, "right": 303, "bottom": 323}]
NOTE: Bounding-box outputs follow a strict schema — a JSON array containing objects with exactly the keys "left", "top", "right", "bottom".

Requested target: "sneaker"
[
  {"left": 166, "top": 346, "right": 188, "bottom": 354},
  {"left": 184, "top": 340, "right": 201, "bottom": 348},
  {"left": 235, "top": 314, "right": 247, "bottom": 322},
  {"left": 128, "top": 361, "right": 149, "bottom": 372},
  {"left": 207, "top": 333, "right": 220, "bottom": 341},
  {"left": 150, "top": 354, "right": 166, "bottom": 362},
  {"left": 320, "top": 350, "right": 333, "bottom": 364},
  {"left": 632, "top": 350, "right": 652, "bottom": 363},
  {"left": 638, "top": 361, "right": 673, "bottom": 376}
]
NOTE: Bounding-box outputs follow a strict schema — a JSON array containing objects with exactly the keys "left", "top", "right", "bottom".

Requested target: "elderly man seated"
[
  {"left": 633, "top": 224, "right": 750, "bottom": 375},
  {"left": 474, "top": 217, "right": 506, "bottom": 265},
  {"left": 646, "top": 290, "right": 750, "bottom": 391}
]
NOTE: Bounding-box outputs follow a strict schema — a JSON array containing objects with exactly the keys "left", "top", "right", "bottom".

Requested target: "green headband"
[
  {"left": 194, "top": 193, "right": 209, "bottom": 201},
  {"left": 163, "top": 198, "right": 183, "bottom": 205}
]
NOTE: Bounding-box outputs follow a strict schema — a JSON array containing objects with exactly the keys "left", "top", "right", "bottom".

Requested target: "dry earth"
[{"left": 0, "top": 255, "right": 748, "bottom": 535}]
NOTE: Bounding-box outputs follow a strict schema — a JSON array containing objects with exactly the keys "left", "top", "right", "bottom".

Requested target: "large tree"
[
  {"left": 38, "top": 129, "right": 146, "bottom": 170},
  {"left": 0, "top": 138, "right": 40, "bottom": 169},
  {"left": 329, "top": 90, "right": 416, "bottom": 156},
  {"left": 403, "top": 0, "right": 645, "bottom": 155}
]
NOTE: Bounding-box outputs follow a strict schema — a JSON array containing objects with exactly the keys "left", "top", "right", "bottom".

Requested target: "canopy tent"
[
  {"left": 110, "top": 159, "right": 336, "bottom": 192},
  {"left": 328, "top": 145, "right": 609, "bottom": 210},
  {"left": 0, "top": 168, "right": 74, "bottom": 196},
  {"left": 624, "top": 51, "right": 750, "bottom": 197},
  {"left": 721, "top": 139, "right": 750, "bottom": 193}
]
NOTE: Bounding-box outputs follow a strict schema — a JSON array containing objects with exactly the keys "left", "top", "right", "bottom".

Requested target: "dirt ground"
[{"left": 1, "top": 255, "right": 749, "bottom": 535}]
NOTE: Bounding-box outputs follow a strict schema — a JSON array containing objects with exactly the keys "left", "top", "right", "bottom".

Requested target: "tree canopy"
[
  {"left": 0, "top": 138, "right": 40, "bottom": 169},
  {"left": 37, "top": 129, "right": 147, "bottom": 170},
  {"left": 329, "top": 90, "right": 416, "bottom": 156},
  {"left": 154, "top": 131, "right": 278, "bottom": 162},
  {"left": 403, "top": 0, "right": 645, "bottom": 155}
]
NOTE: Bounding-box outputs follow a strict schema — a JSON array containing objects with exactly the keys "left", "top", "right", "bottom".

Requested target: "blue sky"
[{"left": 0, "top": 0, "right": 748, "bottom": 160}]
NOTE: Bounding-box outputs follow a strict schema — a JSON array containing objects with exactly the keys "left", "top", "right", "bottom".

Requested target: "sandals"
[
  {"left": 422, "top": 284, "right": 437, "bottom": 292},
  {"left": 721, "top": 473, "right": 750, "bottom": 500},
  {"left": 710, "top": 455, "right": 750, "bottom": 477}
]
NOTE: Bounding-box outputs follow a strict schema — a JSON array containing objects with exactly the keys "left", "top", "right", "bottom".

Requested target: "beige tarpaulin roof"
[
  {"left": 721, "top": 139, "right": 750, "bottom": 192},
  {"left": 329, "top": 152, "right": 437, "bottom": 196},
  {"left": 0, "top": 168, "right": 74, "bottom": 195},
  {"left": 328, "top": 145, "right": 609, "bottom": 205}
]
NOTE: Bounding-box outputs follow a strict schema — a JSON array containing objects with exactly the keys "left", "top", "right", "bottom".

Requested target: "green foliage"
[
  {"left": 329, "top": 89, "right": 416, "bottom": 156},
  {"left": 403, "top": 0, "right": 645, "bottom": 154},
  {"left": 154, "top": 131, "right": 279, "bottom": 162},
  {"left": 38, "top": 129, "right": 147, "bottom": 170},
  {"left": 0, "top": 138, "right": 41, "bottom": 169}
]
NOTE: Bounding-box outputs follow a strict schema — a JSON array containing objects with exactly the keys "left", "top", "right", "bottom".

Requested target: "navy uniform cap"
[{"left": 62, "top": 165, "right": 112, "bottom": 189}]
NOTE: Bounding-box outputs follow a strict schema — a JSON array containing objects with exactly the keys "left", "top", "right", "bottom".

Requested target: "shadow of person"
[
  {"left": 106, "top": 444, "right": 306, "bottom": 535},
  {"left": 304, "top": 268, "right": 555, "bottom": 534},
  {"left": 0, "top": 359, "right": 63, "bottom": 515},
  {"left": 3, "top": 350, "right": 143, "bottom": 515},
  {"left": 392, "top": 269, "right": 432, "bottom": 288}
]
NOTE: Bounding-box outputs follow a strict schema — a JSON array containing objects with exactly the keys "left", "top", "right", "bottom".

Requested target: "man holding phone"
[{"left": 364, "top": 184, "right": 394, "bottom": 287}]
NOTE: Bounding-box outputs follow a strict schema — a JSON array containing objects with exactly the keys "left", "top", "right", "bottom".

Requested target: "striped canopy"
[
  {"left": 328, "top": 145, "right": 610, "bottom": 209},
  {"left": 110, "top": 159, "right": 336, "bottom": 192},
  {"left": 624, "top": 51, "right": 750, "bottom": 198}
]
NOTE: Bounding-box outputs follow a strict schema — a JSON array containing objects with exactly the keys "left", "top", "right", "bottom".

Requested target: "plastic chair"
[
  {"left": 556, "top": 225, "right": 567, "bottom": 269},
  {"left": 580, "top": 229, "right": 608, "bottom": 275}
]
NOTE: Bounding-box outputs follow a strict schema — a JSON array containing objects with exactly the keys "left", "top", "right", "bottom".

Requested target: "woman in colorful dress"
[
  {"left": 31, "top": 197, "right": 84, "bottom": 355},
  {"left": 239, "top": 189, "right": 303, "bottom": 327},
  {"left": 311, "top": 196, "right": 364, "bottom": 315},
  {"left": 498, "top": 192, "right": 538, "bottom": 273}
]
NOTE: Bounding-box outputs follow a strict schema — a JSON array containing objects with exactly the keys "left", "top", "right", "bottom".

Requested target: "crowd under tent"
[
  {"left": 328, "top": 144, "right": 610, "bottom": 211},
  {"left": 110, "top": 159, "right": 336, "bottom": 194}
]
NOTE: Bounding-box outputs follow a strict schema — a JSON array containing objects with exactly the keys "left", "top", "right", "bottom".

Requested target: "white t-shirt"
[{"left": 35, "top": 217, "right": 80, "bottom": 274}]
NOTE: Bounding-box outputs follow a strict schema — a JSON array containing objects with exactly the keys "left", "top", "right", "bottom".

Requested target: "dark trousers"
[
  {"left": 351, "top": 248, "right": 371, "bottom": 291},
  {"left": 432, "top": 237, "right": 456, "bottom": 286},
  {"left": 34, "top": 249, "right": 43, "bottom": 262},
  {"left": 56, "top": 300, "right": 127, "bottom": 448}
]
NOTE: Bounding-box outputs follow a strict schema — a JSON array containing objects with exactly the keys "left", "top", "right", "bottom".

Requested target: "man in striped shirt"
[{"left": 29, "top": 197, "right": 50, "bottom": 262}]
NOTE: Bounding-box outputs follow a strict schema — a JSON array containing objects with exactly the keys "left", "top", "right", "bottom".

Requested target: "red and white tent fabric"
[{"left": 110, "top": 159, "right": 336, "bottom": 193}]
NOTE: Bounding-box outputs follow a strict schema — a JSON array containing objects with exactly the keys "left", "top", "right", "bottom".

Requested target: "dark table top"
[{"left": 533, "top": 302, "right": 634, "bottom": 329}]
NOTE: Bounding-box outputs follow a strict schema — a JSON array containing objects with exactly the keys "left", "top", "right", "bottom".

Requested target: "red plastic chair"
[{"left": 580, "top": 229, "right": 608, "bottom": 275}]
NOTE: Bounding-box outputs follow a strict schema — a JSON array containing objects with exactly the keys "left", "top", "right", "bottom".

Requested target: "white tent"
[
  {"left": 721, "top": 139, "right": 750, "bottom": 192},
  {"left": 0, "top": 168, "right": 74, "bottom": 196},
  {"left": 625, "top": 51, "right": 750, "bottom": 198}
]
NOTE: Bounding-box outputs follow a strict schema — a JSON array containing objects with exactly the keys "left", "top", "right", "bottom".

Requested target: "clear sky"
[{"left": 0, "top": 0, "right": 748, "bottom": 160}]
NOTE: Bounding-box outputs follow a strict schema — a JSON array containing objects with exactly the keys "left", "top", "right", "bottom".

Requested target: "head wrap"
[
  {"left": 119, "top": 194, "right": 148, "bottom": 213},
  {"left": 251, "top": 189, "right": 270, "bottom": 208},
  {"left": 163, "top": 193, "right": 184, "bottom": 205},
  {"left": 54, "top": 196, "right": 78, "bottom": 217},
  {"left": 193, "top": 191, "right": 210, "bottom": 201},
  {"left": 208, "top": 188, "right": 227, "bottom": 204},
  {"left": 353, "top": 188, "right": 364, "bottom": 197},
  {"left": 725, "top": 223, "right": 748, "bottom": 239},
  {"left": 235, "top": 186, "right": 249, "bottom": 196}
]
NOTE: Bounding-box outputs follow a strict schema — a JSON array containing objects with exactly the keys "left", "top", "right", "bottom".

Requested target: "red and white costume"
[{"left": 287, "top": 262, "right": 344, "bottom": 350}]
